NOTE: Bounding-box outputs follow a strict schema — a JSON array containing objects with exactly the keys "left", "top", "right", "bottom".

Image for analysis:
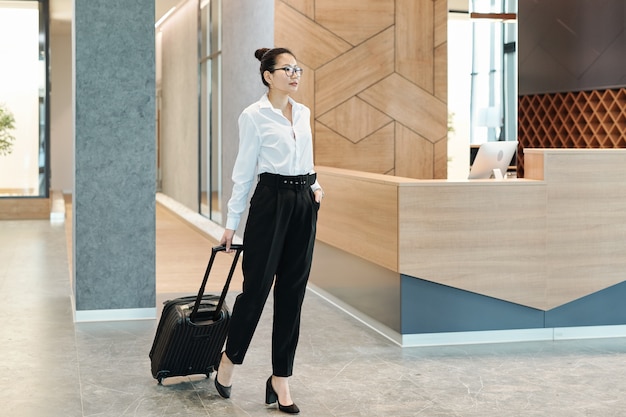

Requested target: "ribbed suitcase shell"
[
  {"left": 149, "top": 295, "right": 230, "bottom": 382},
  {"left": 149, "top": 245, "right": 243, "bottom": 383}
]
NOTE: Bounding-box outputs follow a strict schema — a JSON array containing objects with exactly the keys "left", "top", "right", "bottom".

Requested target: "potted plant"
[{"left": 0, "top": 103, "right": 16, "bottom": 156}]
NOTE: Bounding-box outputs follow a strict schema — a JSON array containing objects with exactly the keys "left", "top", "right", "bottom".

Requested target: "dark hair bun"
[{"left": 255, "top": 48, "right": 270, "bottom": 61}]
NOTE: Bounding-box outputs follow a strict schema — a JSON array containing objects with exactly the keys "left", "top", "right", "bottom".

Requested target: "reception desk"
[{"left": 309, "top": 149, "right": 626, "bottom": 346}]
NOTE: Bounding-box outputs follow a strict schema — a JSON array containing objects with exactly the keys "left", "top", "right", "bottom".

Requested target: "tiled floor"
[{"left": 3, "top": 211, "right": 626, "bottom": 416}]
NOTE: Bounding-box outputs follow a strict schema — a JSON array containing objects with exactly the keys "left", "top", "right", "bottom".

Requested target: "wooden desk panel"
[
  {"left": 316, "top": 149, "right": 626, "bottom": 312},
  {"left": 528, "top": 149, "right": 626, "bottom": 309},
  {"left": 316, "top": 167, "right": 407, "bottom": 271},
  {"left": 398, "top": 181, "right": 547, "bottom": 309}
]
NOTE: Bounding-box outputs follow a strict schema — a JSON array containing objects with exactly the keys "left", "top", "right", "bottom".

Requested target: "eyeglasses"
[{"left": 271, "top": 66, "right": 303, "bottom": 77}]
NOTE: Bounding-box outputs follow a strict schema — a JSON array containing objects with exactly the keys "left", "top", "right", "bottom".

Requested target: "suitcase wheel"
[{"left": 156, "top": 370, "right": 169, "bottom": 384}]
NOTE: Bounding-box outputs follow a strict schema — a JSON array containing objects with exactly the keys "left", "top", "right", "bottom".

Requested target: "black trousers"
[{"left": 225, "top": 173, "right": 319, "bottom": 377}]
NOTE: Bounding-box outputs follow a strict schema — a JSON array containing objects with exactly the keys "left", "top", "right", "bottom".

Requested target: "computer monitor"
[{"left": 468, "top": 141, "right": 518, "bottom": 179}]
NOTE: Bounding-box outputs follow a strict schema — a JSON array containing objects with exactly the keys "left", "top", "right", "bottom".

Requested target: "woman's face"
[{"left": 265, "top": 53, "right": 301, "bottom": 95}]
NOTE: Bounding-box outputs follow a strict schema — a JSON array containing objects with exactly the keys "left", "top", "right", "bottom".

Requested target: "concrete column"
[{"left": 73, "top": 0, "right": 156, "bottom": 321}]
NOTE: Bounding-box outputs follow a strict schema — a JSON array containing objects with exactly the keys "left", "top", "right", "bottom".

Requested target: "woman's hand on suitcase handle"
[{"left": 220, "top": 229, "right": 236, "bottom": 252}]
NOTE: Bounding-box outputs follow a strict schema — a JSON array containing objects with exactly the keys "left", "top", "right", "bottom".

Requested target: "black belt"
[{"left": 258, "top": 173, "right": 316, "bottom": 190}]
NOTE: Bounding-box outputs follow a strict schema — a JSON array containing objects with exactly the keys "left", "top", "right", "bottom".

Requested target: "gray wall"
[
  {"left": 519, "top": 0, "right": 626, "bottom": 94},
  {"left": 73, "top": 0, "right": 156, "bottom": 319}
]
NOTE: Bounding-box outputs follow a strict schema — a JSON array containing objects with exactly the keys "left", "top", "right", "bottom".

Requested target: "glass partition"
[
  {"left": 0, "top": 0, "right": 49, "bottom": 197},
  {"left": 469, "top": 0, "right": 517, "bottom": 144},
  {"left": 199, "top": 0, "right": 222, "bottom": 224}
]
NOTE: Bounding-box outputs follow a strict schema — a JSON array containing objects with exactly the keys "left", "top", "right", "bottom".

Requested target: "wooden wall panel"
[
  {"left": 395, "top": 124, "right": 433, "bottom": 179},
  {"left": 315, "top": 122, "right": 394, "bottom": 173},
  {"left": 396, "top": 0, "right": 433, "bottom": 92},
  {"left": 433, "top": 0, "right": 448, "bottom": 102},
  {"left": 275, "top": 1, "right": 351, "bottom": 70},
  {"left": 433, "top": 0, "right": 447, "bottom": 48},
  {"left": 290, "top": 61, "right": 315, "bottom": 121},
  {"left": 317, "top": 97, "right": 392, "bottom": 143},
  {"left": 276, "top": 0, "right": 447, "bottom": 179},
  {"left": 358, "top": 73, "right": 447, "bottom": 141},
  {"left": 433, "top": 137, "right": 448, "bottom": 179},
  {"left": 315, "top": 0, "right": 394, "bottom": 46},
  {"left": 283, "top": 0, "right": 314, "bottom": 19},
  {"left": 434, "top": 43, "right": 447, "bottom": 102},
  {"left": 315, "top": 28, "right": 395, "bottom": 116}
]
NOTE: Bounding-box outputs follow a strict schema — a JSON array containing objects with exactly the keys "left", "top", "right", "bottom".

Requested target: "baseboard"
[
  {"left": 401, "top": 325, "right": 626, "bottom": 347},
  {"left": 74, "top": 307, "right": 156, "bottom": 322},
  {"left": 401, "top": 328, "right": 554, "bottom": 347},
  {"left": 554, "top": 324, "right": 626, "bottom": 340}
]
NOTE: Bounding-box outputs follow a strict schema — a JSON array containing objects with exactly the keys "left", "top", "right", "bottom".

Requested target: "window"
[
  {"left": 470, "top": 0, "right": 517, "bottom": 144},
  {"left": 199, "top": 0, "right": 222, "bottom": 223},
  {"left": 0, "top": 0, "right": 49, "bottom": 197},
  {"left": 448, "top": 0, "right": 517, "bottom": 179}
]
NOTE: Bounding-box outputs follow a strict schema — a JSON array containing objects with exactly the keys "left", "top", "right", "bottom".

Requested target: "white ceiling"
[
  {"left": 49, "top": 0, "right": 470, "bottom": 33},
  {"left": 49, "top": 0, "right": 179, "bottom": 33}
]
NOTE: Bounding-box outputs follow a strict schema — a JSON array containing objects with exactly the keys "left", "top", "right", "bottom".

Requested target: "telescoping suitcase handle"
[{"left": 190, "top": 244, "right": 243, "bottom": 323}]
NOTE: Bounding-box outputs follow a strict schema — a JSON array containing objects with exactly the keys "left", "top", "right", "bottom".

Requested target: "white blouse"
[{"left": 225, "top": 94, "right": 321, "bottom": 231}]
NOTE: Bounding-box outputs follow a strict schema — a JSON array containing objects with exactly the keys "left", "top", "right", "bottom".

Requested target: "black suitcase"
[{"left": 149, "top": 244, "right": 243, "bottom": 383}]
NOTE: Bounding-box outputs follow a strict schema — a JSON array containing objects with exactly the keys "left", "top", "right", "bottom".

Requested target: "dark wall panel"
[
  {"left": 519, "top": 0, "right": 626, "bottom": 95},
  {"left": 546, "top": 281, "right": 626, "bottom": 327},
  {"left": 401, "top": 275, "right": 545, "bottom": 334}
]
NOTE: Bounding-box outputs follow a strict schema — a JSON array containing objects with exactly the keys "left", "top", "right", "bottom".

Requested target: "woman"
[{"left": 215, "top": 47, "right": 323, "bottom": 414}]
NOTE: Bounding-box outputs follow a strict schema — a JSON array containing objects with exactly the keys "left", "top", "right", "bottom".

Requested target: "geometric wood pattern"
[
  {"left": 315, "top": 121, "right": 395, "bottom": 173},
  {"left": 518, "top": 88, "right": 626, "bottom": 177},
  {"left": 396, "top": 0, "right": 434, "bottom": 92},
  {"left": 281, "top": 0, "right": 314, "bottom": 19},
  {"left": 358, "top": 73, "right": 447, "bottom": 142},
  {"left": 317, "top": 97, "right": 392, "bottom": 144},
  {"left": 395, "top": 124, "right": 434, "bottom": 179},
  {"left": 314, "top": 0, "right": 395, "bottom": 46},
  {"left": 275, "top": 2, "right": 351, "bottom": 70},
  {"left": 275, "top": 0, "right": 448, "bottom": 179},
  {"left": 315, "top": 27, "right": 395, "bottom": 116}
]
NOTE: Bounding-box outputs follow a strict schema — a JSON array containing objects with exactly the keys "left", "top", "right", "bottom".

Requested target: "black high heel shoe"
[
  {"left": 214, "top": 353, "right": 232, "bottom": 399},
  {"left": 265, "top": 376, "right": 300, "bottom": 414}
]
